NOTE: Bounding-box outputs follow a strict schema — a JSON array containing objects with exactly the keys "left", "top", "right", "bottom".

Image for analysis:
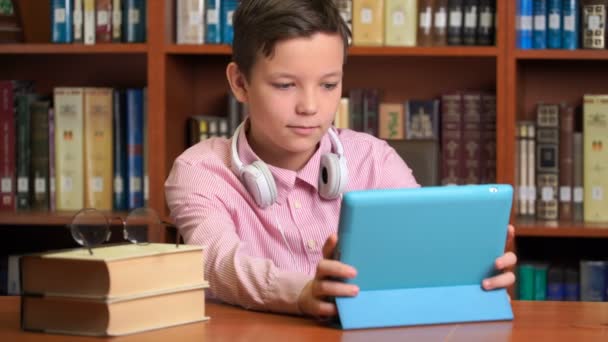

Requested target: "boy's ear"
[{"left": 226, "top": 62, "right": 248, "bottom": 103}]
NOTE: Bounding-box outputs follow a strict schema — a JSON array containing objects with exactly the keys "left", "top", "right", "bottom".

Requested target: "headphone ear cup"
[
  {"left": 241, "top": 161, "right": 277, "bottom": 208},
  {"left": 319, "top": 153, "right": 347, "bottom": 199}
]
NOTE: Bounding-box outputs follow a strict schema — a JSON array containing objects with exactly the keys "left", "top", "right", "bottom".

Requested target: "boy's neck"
[{"left": 245, "top": 123, "right": 318, "bottom": 171}]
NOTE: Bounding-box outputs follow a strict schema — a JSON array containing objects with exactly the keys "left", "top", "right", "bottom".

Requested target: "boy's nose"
[{"left": 296, "top": 89, "right": 318, "bottom": 115}]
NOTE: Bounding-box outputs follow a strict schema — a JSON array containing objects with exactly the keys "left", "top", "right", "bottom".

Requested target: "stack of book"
[{"left": 19, "top": 243, "right": 208, "bottom": 336}]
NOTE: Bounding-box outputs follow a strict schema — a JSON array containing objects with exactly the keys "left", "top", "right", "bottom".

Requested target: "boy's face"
[{"left": 238, "top": 32, "right": 344, "bottom": 169}]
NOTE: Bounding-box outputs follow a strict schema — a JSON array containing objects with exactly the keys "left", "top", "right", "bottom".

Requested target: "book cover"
[
  {"left": 353, "top": 0, "right": 384, "bottom": 46},
  {"left": 463, "top": 0, "right": 479, "bottom": 45},
  {"left": 51, "top": 0, "right": 72, "bottom": 43},
  {"left": 112, "top": 0, "right": 122, "bottom": 42},
  {"left": 205, "top": 0, "right": 221, "bottom": 43},
  {"left": 447, "top": 0, "right": 464, "bottom": 45},
  {"left": 517, "top": 0, "right": 533, "bottom": 49},
  {"left": 123, "top": 0, "right": 145, "bottom": 43},
  {"left": 580, "top": 260, "right": 606, "bottom": 301},
  {"left": 126, "top": 88, "right": 143, "bottom": 209},
  {"left": 221, "top": 0, "right": 238, "bottom": 45},
  {"left": 562, "top": 0, "right": 579, "bottom": 49},
  {"left": 20, "top": 243, "right": 205, "bottom": 299},
  {"left": 417, "top": 0, "right": 434, "bottom": 46},
  {"left": 176, "top": 0, "right": 205, "bottom": 44},
  {"left": 54, "top": 87, "right": 85, "bottom": 211},
  {"left": 73, "top": 0, "right": 84, "bottom": 43},
  {"left": 95, "top": 0, "right": 112, "bottom": 43},
  {"left": 581, "top": 1, "right": 607, "bottom": 49},
  {"left": 385, "top": 0, "right": 417, "bottom": 46},
  {"left": 583, "top": 94, "right": 608, "bottom": 222},
  {"left": 84, "top": 88, "right": 113, "bottom": 210},
  {"left": 532, "top": 0, "right": 547, "bottom": 49},
  {"left": 433, "top": 0, "right": 448, "bottom": 45},
  {"left": 535, "top": 103, "right": 560, "bottom": 221},
  {"left": 441, "top": 93, "right": 463, "bottom": 185},
  {"left": 0, "top": 81, "right": 15, "bottom": 211},
  {"left": 30, "top": 100, "right": 51, "bottom": 211},
  {"left": 379, "top": 103, "right": 404, "bottom": 140},
  {"left": 405, "top": 99, "right": 439, "bottom": 140},
  {"left": 546, "top": 0, "right": 562, "bottom": 48},
  {"left": 21, "top": 284, "right": 209, "bottom": 336},
  {"left": 83, "top": 0, "right": 95, "bottom": 45},
  {"left": 476, "top": 0, "right": 495, "bottom": 45}
]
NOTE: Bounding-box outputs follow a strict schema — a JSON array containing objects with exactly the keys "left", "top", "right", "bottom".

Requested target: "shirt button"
[
  {"left": 307, "top": 239, "right": 317, "bottom": 250},
  {"left": 294, "top": 200, "right": 302, "bottom": 209}
]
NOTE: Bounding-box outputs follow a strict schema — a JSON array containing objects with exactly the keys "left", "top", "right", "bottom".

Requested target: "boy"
[{"left": 165, "top": 0, "right": 516, "bottom": 318}]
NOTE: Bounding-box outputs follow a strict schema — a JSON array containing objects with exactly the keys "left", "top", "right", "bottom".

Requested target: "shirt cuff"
[{"left": 263, "top": 268, "right": 312, "bottom": 315}]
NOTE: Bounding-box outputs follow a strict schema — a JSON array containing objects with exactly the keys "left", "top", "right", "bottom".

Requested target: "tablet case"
[{"left": 335, "top": 184, "right": 514, "bottom": 329}]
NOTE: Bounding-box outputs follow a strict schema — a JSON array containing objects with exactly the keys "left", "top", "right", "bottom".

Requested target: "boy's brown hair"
[{"left": 232, "top": 0, "right": 351, "bottom": 80}]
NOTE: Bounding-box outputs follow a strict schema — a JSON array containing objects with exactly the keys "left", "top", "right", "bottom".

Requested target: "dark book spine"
[
  {"left": 572, "top": 131, "right": 584, "bottom": 222},
  {"left": 112, "top": 0, "right": 123, "bottom": 42},
  {"left": 96, "top": 0, "right": 113, "bottom": 43},
  {"left": 73, "top": 0, "right": 84, "bottom": 43},
  {"left": 476, "top": 0, "right": 495, "bottom": 45},
  {"left": 462, "top": 92, "right": 482, "bottom": 184},
  {"left": 51, "top": 0, "right": 73, "bottom": 43},
  {"left": 0, "top": 81, "right": 16, "bottom": 212},
  {"left": 48, "top": 108, "right": 56, "bottom": 212},
  {"left": 113, "top": 89, "right": 128, "bottom": 211},
  {"left": 30, "top": 101, "right": 50, "bottom": 211},
  {"left": 15, "top": 93, "right": 32, "bottom": 210},
  {"left": 559, "top": 104, "right": 574, "bottom": 221},
  {"left": 433, "top": 0, "right": 449, "bottom": 45},
  {"left": 532, "top": 0, "right": 547, "bottom": 49},
  {"left": 463, "top": 0, "right": 479, "bottom": 45},
  {"left": 480, "top": 93, "right": 496, "bottom": 183},
  {"left": 362, "top": 89, "right": 379, "bottom": 137},
  {"left": 126, "top": 88, "right": 143, "bottom": 209},
  {"left": 535, "top": 103, "right": 560, "bottom": 221},
  {"left": 447, "top": 0, "right": 464, "bottom": 45},
  {"left": 441, "top": 93, "right": 464, "bottom": 185},
  {"left": 418, "top": 0, "right": 435, "bottom": 46},
  {"left": 123, "top": 0, "right": 146, "bottom": 43},
  {"left": 348, "top": 89, "right": 364, "bottom": 132}
]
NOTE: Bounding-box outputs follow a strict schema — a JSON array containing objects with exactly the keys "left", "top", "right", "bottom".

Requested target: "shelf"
[
  {"left": 515, "top": 219, "right": 608, "bottom": 238},
  {"left": 515, "top": 49, "right": 608, "bottom": 60},
  {"left": 0, "top": 44, "right": 148, "bottom": 54},
  {"left": 0, "top": 211, "right": 128, "bottom": 226},
  {"left": 165, "top": 44, "right": 499, "bottom": 57}
]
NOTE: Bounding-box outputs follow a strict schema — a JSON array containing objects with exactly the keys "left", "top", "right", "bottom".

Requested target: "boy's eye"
[
  {"left": 272, "top": 83, "right": 294, "bottom": 90},
  {"left": 323, "top": 83, "right": 338, "bottom": 90}
]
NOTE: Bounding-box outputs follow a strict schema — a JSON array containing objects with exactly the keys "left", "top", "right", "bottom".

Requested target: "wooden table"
[{"left": 1, "top": 297, "right": 607, "bottom": 341}]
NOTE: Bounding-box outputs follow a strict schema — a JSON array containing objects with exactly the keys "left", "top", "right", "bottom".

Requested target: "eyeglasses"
[{"left": 67, "top": 207, "right": 180, "bottom": 255}]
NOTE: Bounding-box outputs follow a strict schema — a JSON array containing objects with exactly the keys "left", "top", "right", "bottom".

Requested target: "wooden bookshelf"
[{"left": 1, "top": 0, "right": 607, "bottom": 262}]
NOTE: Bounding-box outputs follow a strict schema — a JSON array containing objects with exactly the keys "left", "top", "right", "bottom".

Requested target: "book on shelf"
[
  {"left": 176, "top": 0, "right": 205, "bottom": 44},
  {"left": 352, "top": 0, "right": 384, "bottom": 46},
  {"left": 535, "top": 103, "right": 560, "bottom": 221},
  {"left": 378, "top": 102, "right": 404, "bottom": 140},
  {"left": 433, "top": 0, "right": 448, "bottom": 45},
  {"left": 581, "top": 0, "right": 607, "bottom": 49},
  {"left": 205, "top": 0, "right": 221, "bottom": 44},
  {"left": 0, "top": 0, "right": 23, "bottom": 43},
  {"left": 95, "top": 0, "right": 112, "bottom": 43},
  {"left": 447, "top": 0, "right": 464, "bottom": 45},
  {"left": 583, "top": 95, "right": 608, "bottom": 223},
  {"left": 384, "top": 0, "right": 417, "bottom": 47},
  {"left": 20, "top": 243, "right": 209, "bottom": 336}
]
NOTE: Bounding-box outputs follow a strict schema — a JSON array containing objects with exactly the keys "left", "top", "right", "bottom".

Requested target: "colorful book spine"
[
  {"left": 96, "top": 0, "right": 113, "bottom": 43},
  {"left": 126, "top": 89, "right": 144, "bottom": 209},
  {"left": 54, "top": 87, "right": 85, "bottom": 211},
  {"left": 532, "top": 0, "right": 547, "bottom": 49},
  {"left": 547, "top": 0, "right": 562, "bottom": 48},
  {"left": 123, "top": 0, "right": 146, "bottom": 43},
  {"left": 561, "top": 0, "right": 579, "bottom": 49},
  {"left": 517, "top": 0, "right": 533, "bottom": 49},
  {"left": 113, "top": 90, "right": 127, "bottom": 210},
  {"left": 379, "top": 103, "right": 404, "bottom": 140},
  {"left": 517, "top": 264, "right": 535, "bottom": 300},
  {"left": 30, "top": 101, "right": 51, "bottom": 211},
  {"left": 51, "top": 0, "right": 73, "bottom": 43},
  {"left": 84, "top": 88, "right": 113, "bottom": 210},
  {"left": 583, "top": 95, "right": 608, "bottom": 222},
  {"left": 73, "top": 0, "right": 84, "bottom": 43},
  {"left": 206, "top": 0, "right": 222, "bottom": 44},
  {"left": 534, "top": 264, "right": 548, "bottom": 300},
  {"left": 0, "top": 81, "right": 15, "bottom": 212},
  {"left": 221, "top": 0, "right": 238, "bottom": 45}
]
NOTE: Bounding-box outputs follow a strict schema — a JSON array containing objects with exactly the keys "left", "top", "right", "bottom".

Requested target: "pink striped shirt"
[{"left": 164, "top": 128, "right": 419, "bottom": 314}]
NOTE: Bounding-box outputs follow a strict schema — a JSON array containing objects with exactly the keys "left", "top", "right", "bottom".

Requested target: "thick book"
[
  {"left": 51, "top": 0, "right": 73, "bottom": 43},
  {"left": 562, "top": 0, "right": 579, "bottom": 49},
  {"left": 84, "top": 88, "right": 113, "bottom": 210},
  {"left": 95, "top": 0, "right": 112, "bottom": 43},
  {"left": 535, "top": 103, "right": 560, "bottom": 221},
  {"left": 20, "top": 243, "right": 205, "bottom": 299},
  {"left": 581, "top": 0, "right": 607, "bottom": 49},
  {"left": 384, "top": 0, "right": 417, "bottom": 46},
  {"left": 462, "top": 92, "right": 482, "bottom": 184},
  {"left": 546, "top": 0, "right": 562, "bottom": 48},
  {"left": 476, "top": 0, "right": 495, "bottom": 45},
  {"left": 417, "top": 0, "right": 434, "bottom": 46},
  {"left": 205, "top": 0, "right": 221, "bottom": 43},
  {"left": 15, "top": 88, "right": 35, "bottom": 211},
  {"left": 21, "top": 284, "right": 209, "bottom": 336},
  {"left": 30, "top": 100, "right": 51, "bottom": 211},
  {"left": 176, "top": 0, "right": 205, "bottom": 44},
  {"left": 480, "top": 93, "right": 496, "bottom": 183},
  {"left": 221, "top": 0, "right": 238, "bottom": 45},
  {"left": 532, "top": 0, "right": 547, "bottom": 49},
  {"left": 433, "top": 0, "right": 448, "bottom": 45},
  {"left": 582, "top": 95, "right": 608, "bottom": 222},
  {"left": 353, "top": 0, "right": 385, "bottom": 46},
  {"left": 517, "top": 0, "right": 533, "bottom": 49},
  {"left": 54, "top": 87, "right": 85, "bottom": 211},
  {"left": 447, "top": 0, "right": 464, "bottom": 45},
  {"left": 463, "top": 0, "right": 479, "bottom": 45}
]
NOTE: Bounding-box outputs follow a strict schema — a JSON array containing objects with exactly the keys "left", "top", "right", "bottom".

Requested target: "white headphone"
[{"left": 230, "top": 121, "right": 348, "bottom": 208}]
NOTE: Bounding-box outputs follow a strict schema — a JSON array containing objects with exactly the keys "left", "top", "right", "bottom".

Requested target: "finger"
[
  {"left": 495, "top": 252, "right": 517, "bottom": 270},
  {"left": 309, "top": 299, "right": 338, "bottom": 317},
  {"left": 483, "top": 271, "right": 516, "bottom": 290},
  {"left": 315, "top": 259, "right": 357, "bottom": 280},
  {"left": 322, "top": 234, "right": 338, "bottom": 259},
  {"left": 507, "top": 225, "right": 515, "bottom": 242},
  {"left": 312, "top": 279, "right": 359, "bottom": 298}
]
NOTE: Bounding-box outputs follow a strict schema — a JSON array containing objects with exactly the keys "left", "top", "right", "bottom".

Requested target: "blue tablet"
[{"left": 334, "top": 184, "right": 514, "bottom": 330}]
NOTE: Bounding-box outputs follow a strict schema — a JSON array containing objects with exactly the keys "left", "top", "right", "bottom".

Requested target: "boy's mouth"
[{"left": 287, "top": 125, "right": 318, "bottom": 135}]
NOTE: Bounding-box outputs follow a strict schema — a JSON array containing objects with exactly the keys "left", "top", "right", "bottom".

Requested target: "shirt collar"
[{"left": 234, "top": 123, "right": 332, "bottom": 204}]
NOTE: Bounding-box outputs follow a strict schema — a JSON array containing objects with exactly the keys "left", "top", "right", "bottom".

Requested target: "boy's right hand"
[{"left": 297, "top": 234, "right": 359, "bottom": 318}]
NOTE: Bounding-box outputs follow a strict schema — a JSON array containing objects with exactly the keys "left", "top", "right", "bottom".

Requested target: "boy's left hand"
[{"left": 482, "top": 224, "right": 517, "bottom": 290}]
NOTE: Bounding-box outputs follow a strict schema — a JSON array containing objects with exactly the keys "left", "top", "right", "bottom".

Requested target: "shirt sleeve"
[
  {"left": 374, "top": 140, "right": 421, "bottom": 189},
  {"left": 164, "top": 159, "right": 311, "bottom": 314}
]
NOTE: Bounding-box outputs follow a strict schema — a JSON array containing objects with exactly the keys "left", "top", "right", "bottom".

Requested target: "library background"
[{"left": 1, "top": 1, "right": 607, "bottom": 302}]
